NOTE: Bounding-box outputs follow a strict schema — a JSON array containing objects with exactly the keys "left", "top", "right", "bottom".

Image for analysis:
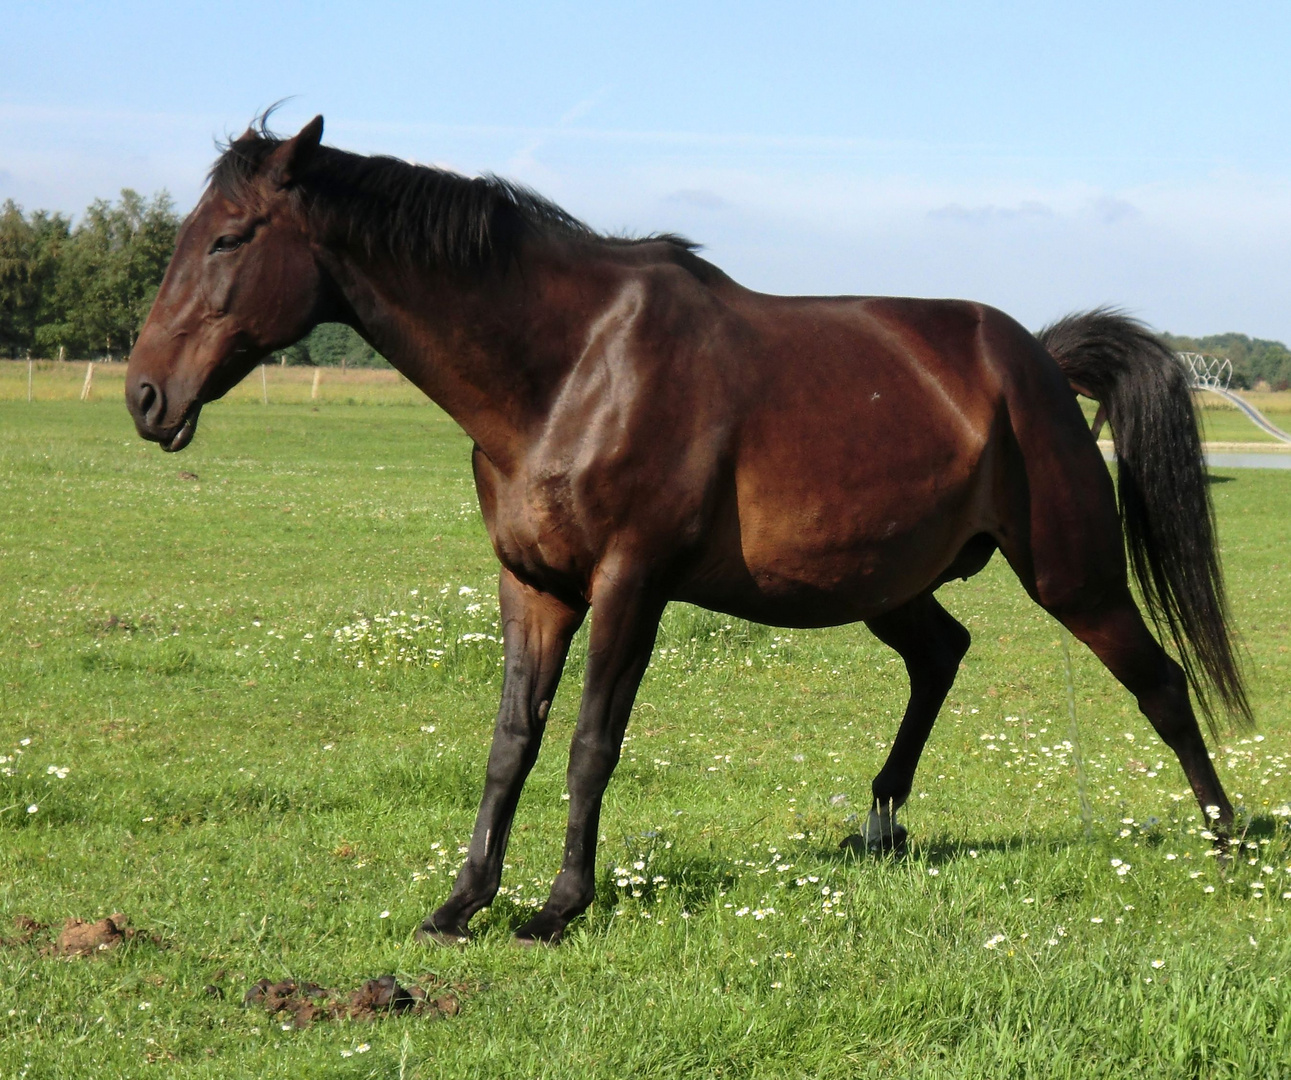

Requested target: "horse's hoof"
[
  {"left": 510, "top": 933, "right": 554, "bottom": 949},
  {"left": 843, "top": 820, "right": 908, "bottom": 855},
  {"left": 414, "top": 920, "right": 471, "bottom": 947},
  {"left": 512, "top": 916, "right": 565, "bottom": 946}
]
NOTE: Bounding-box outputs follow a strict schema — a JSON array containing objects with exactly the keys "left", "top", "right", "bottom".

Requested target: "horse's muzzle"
[{"left": 126, "top": 376, "right": 200, "bottom": 452}]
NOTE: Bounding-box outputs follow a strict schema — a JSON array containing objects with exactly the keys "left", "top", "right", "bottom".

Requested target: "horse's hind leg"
[
  {"left": 997, "top": 439, "right": 1234, "bottom": 833},
  {"left": 849, "top": 594, "right": 971, "bottom": 853},
  {"left": 1056, "top": 597, "right": 1234, "bottom": 833}
]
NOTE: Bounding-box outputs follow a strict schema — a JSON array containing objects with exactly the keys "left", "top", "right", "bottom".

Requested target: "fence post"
[
  {"left": 27, "top": 352, "right": 33, "bottom": 403},
  {"left": 311, "top": 367, "right": 322, "bottom": 401},
  {"left": 261, "top": 363, "right": 268, "bottom": 405},
  {"left": 80, "top": 361, "right": 95, "bottom": 401}
]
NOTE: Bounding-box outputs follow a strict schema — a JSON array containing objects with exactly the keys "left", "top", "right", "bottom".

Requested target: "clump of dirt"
[
  {"left": 243, "top": 973, "right": 465, "bottom": 1028},
  {"left": 53, "top": 912, "right": 147, "bottom": 956}
]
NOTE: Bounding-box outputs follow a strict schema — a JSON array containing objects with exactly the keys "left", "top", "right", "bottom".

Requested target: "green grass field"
[{"left": 2, "top": 391, "right": 1290, "bottom": 1078}]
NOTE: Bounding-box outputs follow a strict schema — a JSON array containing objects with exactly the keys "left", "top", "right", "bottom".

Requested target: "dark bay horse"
[{"left": 126, "top": 116, "right": 1249, "bottom": 945}]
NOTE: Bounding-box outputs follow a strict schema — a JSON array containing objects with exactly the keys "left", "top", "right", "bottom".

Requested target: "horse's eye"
[{"left": 210, "top": 234, "right": 245, "bottom": 254}]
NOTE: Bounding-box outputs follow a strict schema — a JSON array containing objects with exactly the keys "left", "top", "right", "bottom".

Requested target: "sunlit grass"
[{"left": 1, "top": 399, "right": 1289, "bottom": 1077}]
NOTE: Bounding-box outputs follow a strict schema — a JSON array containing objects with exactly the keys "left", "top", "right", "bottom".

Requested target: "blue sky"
[{"left": 4, "top": 1, "right": 1290, "bottom": 339}]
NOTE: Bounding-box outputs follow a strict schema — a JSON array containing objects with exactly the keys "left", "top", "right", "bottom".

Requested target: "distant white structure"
[
  {"left": 1178, "top": 351, "right": 1291, "bottom": 444},
  {"left": 1177, "top": 352, "right": 1232, "bottom": 392}
]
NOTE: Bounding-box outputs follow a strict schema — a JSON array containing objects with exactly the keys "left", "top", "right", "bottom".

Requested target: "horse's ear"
[{"left": 267, "top": 115, "right": 324, "bottom": 189}]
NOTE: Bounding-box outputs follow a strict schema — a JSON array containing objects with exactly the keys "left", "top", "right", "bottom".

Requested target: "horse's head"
[{"left": 126, "top": 116, "right": 327, "bottom": 451}]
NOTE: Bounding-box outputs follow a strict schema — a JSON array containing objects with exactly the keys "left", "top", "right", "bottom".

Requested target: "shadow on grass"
[
  {"left": 1235, "top": 815, "right": 1287, "bottom": 842},
  {"left": 477, "top": 853, "right": 744, "bottom": 939},
  {"left": 818, "top": 831, "right": 1090, "bottom": 869}
]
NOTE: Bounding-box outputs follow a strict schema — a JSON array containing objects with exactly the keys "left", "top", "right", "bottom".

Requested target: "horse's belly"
[
  {"left": 678, "top": 498, "right": 982, "bottom": 627},
  {"left": 674, "top": 438, "right": 994, "bottom": 625}
]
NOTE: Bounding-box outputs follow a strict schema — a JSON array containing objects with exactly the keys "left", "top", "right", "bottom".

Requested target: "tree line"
[
  {"left": 1, "top": 191, "right": 179, "bottom": 360},
  {"left": 3, "top": 190, "right": 1290, "bottom": 385},
  {"left": 0, "top": 191, "right": 384, "bottom": 367}
]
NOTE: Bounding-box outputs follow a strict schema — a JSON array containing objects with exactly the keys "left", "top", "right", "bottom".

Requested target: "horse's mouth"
[{"left": 161, "top": 407, "right": 200, "bottom": 453}]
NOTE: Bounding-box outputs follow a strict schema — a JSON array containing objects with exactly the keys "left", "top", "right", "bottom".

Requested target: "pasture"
[{"left": 2, "top": 377, "right": 1290, "bottom": 1077}]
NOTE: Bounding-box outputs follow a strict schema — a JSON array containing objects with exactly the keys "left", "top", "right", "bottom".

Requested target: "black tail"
[{"left": 1037, "top": 308, "right": 1251, "bottom": 733}]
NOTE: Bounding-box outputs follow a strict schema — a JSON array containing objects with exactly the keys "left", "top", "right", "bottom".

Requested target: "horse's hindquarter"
[{"left": 681, "top": 296, "right": 1010, "bottom": 625}]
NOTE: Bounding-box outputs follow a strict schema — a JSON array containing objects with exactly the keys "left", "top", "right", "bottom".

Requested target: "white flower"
[
  {"left": 379, "top": 910, "right": 390, "bottom": 919},
  {"left": 983, "top": 934, "right": 1006, "bottom": 950},
  {"left": 26, "top": 804, "right": 37, "bottom": 814},
  {"left": 1151, "top": 959, "right": 1164, "bottom": 969}
]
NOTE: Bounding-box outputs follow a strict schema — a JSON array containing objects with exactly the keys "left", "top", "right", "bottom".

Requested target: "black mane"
[{"left": 209, "top": 119, "right": 698, "bottom": 272}]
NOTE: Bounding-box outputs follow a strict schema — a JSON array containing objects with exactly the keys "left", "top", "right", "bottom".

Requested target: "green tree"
[
  {"left": 0, "top": 200, "right": 71, "bottom": 356},
  {"left": 44, "top": 190, "right": 179, "bottom": 359},
  {"left": 292, "top": 322, "right": 386, "bottom": 367}
]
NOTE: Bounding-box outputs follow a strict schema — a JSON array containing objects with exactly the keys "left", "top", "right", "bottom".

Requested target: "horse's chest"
[{"left": 476, "top": 468, "right": 594, "bottom": 591}]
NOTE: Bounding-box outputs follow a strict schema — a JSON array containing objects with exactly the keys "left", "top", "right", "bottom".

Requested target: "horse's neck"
[{"left": 324, "top": 243, "right": 596, "bottom": 471}]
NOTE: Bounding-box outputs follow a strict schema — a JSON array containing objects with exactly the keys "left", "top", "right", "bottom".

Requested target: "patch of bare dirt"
[{"left": 243, "top": 973, "right": 465, "bottom": 1028}]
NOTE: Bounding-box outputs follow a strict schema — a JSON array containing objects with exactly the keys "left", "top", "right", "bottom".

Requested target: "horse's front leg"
[
  {"left": 513, "top": 562, "right": 664, "bottom": 945},
  {"left": 418, "top": 570, "right": 585, "bottom": 944}
]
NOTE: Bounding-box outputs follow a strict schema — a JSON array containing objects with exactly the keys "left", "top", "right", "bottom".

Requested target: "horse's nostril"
[{"left": 136, "top": 381, "right": 160, "bottom": 423}]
